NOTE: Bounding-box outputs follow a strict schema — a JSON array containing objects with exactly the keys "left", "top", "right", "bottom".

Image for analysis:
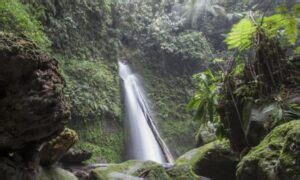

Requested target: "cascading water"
[{"left": 119, "top": 61, "right": 174, "bottom": 164}]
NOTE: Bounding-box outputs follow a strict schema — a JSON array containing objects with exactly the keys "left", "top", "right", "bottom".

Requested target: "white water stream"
[{"left": 119, "top": 61, "right": 173, "bottom": 164}]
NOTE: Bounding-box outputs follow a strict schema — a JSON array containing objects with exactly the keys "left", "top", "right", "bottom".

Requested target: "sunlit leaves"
[
  {"left": 262, "top": 14, "right": 298, "bottom": 45},
  {"left": 225, "top": 18, "right": 256, "bottom": 51},
  {"left": 225, "top": 4, "right": 299, "bottom": 51},
  {"left": 294, "top": 46, "right": 300, "bottom": 54}
]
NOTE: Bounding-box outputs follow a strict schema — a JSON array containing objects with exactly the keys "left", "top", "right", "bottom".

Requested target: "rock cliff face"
[
  {"left": 0, "top": 33, "right": 70, "bottom": 151},
  {"left": 0, "top": 32, "right": 71, "bottom": 179},
  {"left": 20, "top": 0, "right": 124, "bottom": 163}
]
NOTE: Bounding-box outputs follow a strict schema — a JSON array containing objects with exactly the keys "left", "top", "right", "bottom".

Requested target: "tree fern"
[
  {"left": 262, "top": 14, "right": 298, "bottom": 45},
  {"left": 225, "top": 4, "right": 299, "bottom": 51},
  {"left": 225, "top": 18, "right": 256, "bottom": 51}
]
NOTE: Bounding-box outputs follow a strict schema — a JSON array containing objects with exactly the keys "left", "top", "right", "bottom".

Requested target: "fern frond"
[
  {"left": 225, "top": 18, "right": 256, "bottom": 51},
  {"left": 262, "top": 14, "right": 298, "bottom": 44}
]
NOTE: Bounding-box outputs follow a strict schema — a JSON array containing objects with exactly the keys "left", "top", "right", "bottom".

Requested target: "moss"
[
  {"left": 40, "top": 128, "right": 79, "bottom": 166},
  {"left": 237, "top": 120, "right": 300, "bottom": 180},
  {"left": 175, "top": 140, "right": 238, "bottom": 180},
  {"left": 176, "top": 140, "right": 230, "bottom": 165},
  {"left": 90, "top": 160, "right": 171, "bottom": 180},
  {"left": 0, "top": 0, "right": 51, "bottom": 50},
  {"left": 132, "top": 161, "right": 169, "bottom": 179},
  {"left": 56, "top": 56, "right": 124, "bottom": 163},
  {"left": 167, "top": 164, "right": 200, "bottom": 180},
  {"left": 90, "top": 160, "right": 143, "bottom": 180}
]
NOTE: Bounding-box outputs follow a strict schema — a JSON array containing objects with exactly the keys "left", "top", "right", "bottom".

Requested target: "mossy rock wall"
[
  {"left": 15, "top": 0, "right": 124, "bottom": 163},
  {"left": 237, "top": 120, "right": 300, "bottom": 180}
]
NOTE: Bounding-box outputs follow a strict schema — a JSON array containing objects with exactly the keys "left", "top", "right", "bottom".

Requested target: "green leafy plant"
[
  {"left": 225, "top": 18, "right": 257, "bottom": 51},
  {"left": 225, "top": 4, "right": 299, "bottom": 51},
  {"left": 187, "top": 69, "right": 222, "bottom": 124}
]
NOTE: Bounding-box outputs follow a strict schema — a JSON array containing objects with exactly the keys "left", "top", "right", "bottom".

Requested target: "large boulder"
[
  {"left": 40, "top": 128, "right": 79, "bottom": 166},
  {"left": 0, "top": 155, "right": 39, "bottom": 180},
  {"left": 0, "top": 32, "right": 70, "bottom": 151},
  {"left": 176, "top": 140, "right": 239, "bottom": 180},
  {"left": 166, "top": 164, "right": 200, "bottom": 180},
  {"left": 90, "top": 160, "right": 169, "bottom": 180},
  {"left": 0, "top": 32, "right": 70, "bottom": 179},
  {"left": 237, "top": 120, "right": 300, "bottom": 180},
  {"left": 38, "top": 167, "right": 78, "bottom": 180}
]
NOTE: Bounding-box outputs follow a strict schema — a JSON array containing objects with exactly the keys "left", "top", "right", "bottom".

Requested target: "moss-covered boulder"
[
  {"left": 38, "top": 167, "right": 78, "bottom": 180},
  {"left": 40, "top": 128, "right": 79, "bottom": 166},
  {"left": 89, "top": 160, "right": 169, "bottom": 180},
  {"left": 166, "top": 164, "right": 200, "bottom": 180},
  {"left": 237, "top": 120, "right": 300, "bottom": 180},
  {"left": 176, "top": 140, "right": 239, "bottom": 180}
]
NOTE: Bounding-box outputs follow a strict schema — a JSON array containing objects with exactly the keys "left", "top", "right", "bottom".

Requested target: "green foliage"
[
  {"left": 73, "top": 121, "right": 124, "bottom": 163},
  {"left": 0, "top": 0, "right": 51, "bottom": 50},
  {"left": 187, "top": 69, "right": 222, "bottom": 124},
  {"left": 161, "top": 31, "right": 213, "bottom": 61},
  {"left": 225, "top": 18, "right": 256, "bottom": 51},
  {"left": 225, "top": 4, "right": 299, "bottom": 51},
  {"left": 294, "top": 46, "right": 300, "bottom": 54},
  {"left": 262, "top": 14, "right": 298, "bottom": 45},
  {"left": 56, "top": 55, "right": 123, "bottom": 163},
  {"left": 58, "top": 56, "right": 121, "bottom": 123},
  {"left": 117, "top": 0, "right": 213, "bottom": 63}
]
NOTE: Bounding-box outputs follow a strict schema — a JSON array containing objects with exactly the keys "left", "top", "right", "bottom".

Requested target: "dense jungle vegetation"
[{"left": 0, "top": 0, "right": 299, "bottom": 179}]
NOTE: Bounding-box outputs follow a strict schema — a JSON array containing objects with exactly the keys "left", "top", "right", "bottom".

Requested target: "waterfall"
[{"left": 119, "top": 61, "right": 174, "bottom": 164}]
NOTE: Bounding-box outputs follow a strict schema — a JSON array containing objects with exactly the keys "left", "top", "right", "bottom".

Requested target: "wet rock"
[
  {"left": 195, "top": 123, "right": 216, "bottom": 147},
  {"left": 89, "top": 160, "right": 169, "bottom": 180},
  {"left": 176, "top": 140, "right": 239, "bottom": 180},
  {"left": 242, "top": 102, "right": 278, "bottom": 146},
  {"left": 40, "top": 128, "right": 79, "bottom": 167},
  {"left": 0, "top": 154, "right": 39, "bottom": 180},
  {"left": 72, "top": 170, "right": 89, "bottom": 180},
  {"left": 0, "top": 32, "right": 70, "bottom": 151},
  {"left": 131, "top": 161, "right": 169, "bottom": 179},
  {"left": 38, "top": 167, "right": 78, "bottom": 180},
  {"left": 237, "top": 120, "right": 300, "bottom": 180},
  {"left": 60, "top": 148, "right": 92, "bottom": 165},
  {"left": 166, "top": 164, "right": 200, "bottom": 180},
  {"left": 0, "top": 32, "right": 70, "bottom": 179},
  {"left": 242, "top": 94, "right": 300, "bottom": 146}
]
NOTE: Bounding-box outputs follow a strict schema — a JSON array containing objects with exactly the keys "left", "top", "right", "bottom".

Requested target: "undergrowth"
[
  {"left": 55, "top": 55, "right": 124, "bottom": 163},
  {"left": 0, "top": 0, "right": 51, "bottom": 50}
]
